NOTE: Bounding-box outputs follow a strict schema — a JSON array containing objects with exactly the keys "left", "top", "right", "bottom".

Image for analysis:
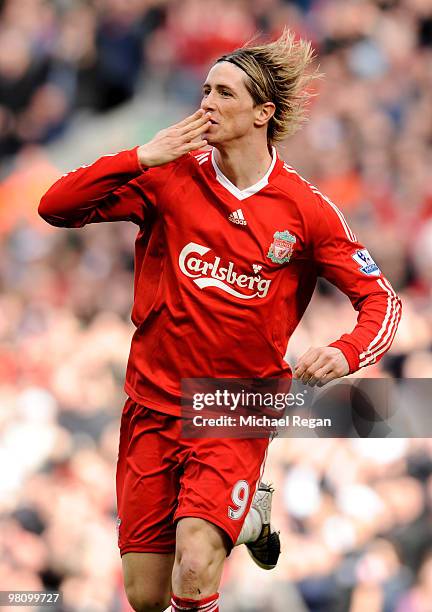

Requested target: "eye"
[{"left": 220, "top": 90, "right": 232, "bottom": 97}]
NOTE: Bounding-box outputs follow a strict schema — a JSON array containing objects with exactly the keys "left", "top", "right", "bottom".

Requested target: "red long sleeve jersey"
[{"left": 39, "top": 147, "right": 402, "bottom": 416}]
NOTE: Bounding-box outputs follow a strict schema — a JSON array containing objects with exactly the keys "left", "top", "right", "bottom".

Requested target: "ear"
[{"left": 254, "top": 102, "right": 276, "bottom": 128}]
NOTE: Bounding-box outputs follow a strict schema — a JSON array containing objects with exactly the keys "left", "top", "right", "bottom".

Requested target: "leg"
[
  {"left": 172, "top": 517, "right": 229, "bottom": 598},
  {"left": 169, "top": 437, "right": 270, "bottom": 609},
  {"left": 122, "top": 552, "right": 174, "bottom": 612},
  {"left": 116, "top": 400, "right": 182, "bottom": 611}
]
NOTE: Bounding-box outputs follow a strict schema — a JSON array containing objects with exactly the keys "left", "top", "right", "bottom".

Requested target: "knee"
[
  {"left": 124, "top": 582, "right": 170, "bottom": 612},
  {"left": 176, "top": 527, "right": 224, "bottom": 576},
  {"left": 173, "top": 519, "right": 228, "bottom": 595},
  {"left": 175, "top": 552, "right": 209, "bottom": 592}
]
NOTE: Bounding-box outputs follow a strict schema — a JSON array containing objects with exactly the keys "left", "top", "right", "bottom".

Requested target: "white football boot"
[{"left": 246, "top": 482, "right": 281, "bottom": 570}]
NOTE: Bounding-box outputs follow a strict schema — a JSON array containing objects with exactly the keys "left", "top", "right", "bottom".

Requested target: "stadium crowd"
[{"left": 1, "top": 0, "right": 432, "bottom": 610}]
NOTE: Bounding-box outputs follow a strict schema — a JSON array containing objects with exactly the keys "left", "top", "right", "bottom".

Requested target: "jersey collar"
[{"left": 210, "top": 146, "right": 278, "bottom": 201}]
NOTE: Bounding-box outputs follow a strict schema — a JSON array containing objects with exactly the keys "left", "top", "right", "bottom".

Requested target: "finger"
[
  {"left": 177, "top": 108, "right": 205, "bottom": 124},
  {"left": 297, "top": 353, "right": 330, "bottom": 386},
  {"left": 307, "top": 362, "right": 334, "bottom": 387},
  {"left": 295, "top": 347, "right": 318, "bottom": 365},
  {"left": 297, "top": 365, "right": 316, "bottom": 385},
  {"left": 183, "top": 121, "right": 212, "bottom": 142},
  {"left": 316, "top": 371, "right": 338, "bottom": 387},
  {"left": 293, "top": 366, "right": 305, "bottom": 379},
  {"left": 300, "top": 372, "right": 313, "bottom": 385},
  {"left": 294, "top": 358, "right": 309, "bottom": 378},
  {"left": 294, "top": 348, "right": 318, "bottom": 378},
  {"left": 301, "top": 364, "right": 323, "bottom": 385},
  {"left": 178, "top": 113, "right": 211, "bottom": 136},
  {"left": 182, "top": 139, "right": 208, "bottom": 153},
  {"left": 176, "top": 109, "right": 207, "bottom": 130},
  {"left": 303, "top": 371, "right": 318, "bottom": 386},
  {"left": 294, "top": 363, "right": 309, "bottom": 380}
]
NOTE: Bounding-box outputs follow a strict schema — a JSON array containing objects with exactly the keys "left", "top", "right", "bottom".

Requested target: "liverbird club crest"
[{"left": 267, "top": 230, "right": 296, "bottom": 264}]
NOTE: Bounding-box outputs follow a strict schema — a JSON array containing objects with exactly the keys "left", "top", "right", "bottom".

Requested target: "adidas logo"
[{"left": 228, "top": 209, "right": 247, "bottom": 226}]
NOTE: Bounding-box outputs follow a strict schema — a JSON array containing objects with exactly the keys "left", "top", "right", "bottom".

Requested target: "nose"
[{"left": 201, "top": 91, "right": 216, "bottom": 112}]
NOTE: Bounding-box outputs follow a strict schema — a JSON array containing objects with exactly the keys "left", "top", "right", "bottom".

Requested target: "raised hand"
[{"left": 137, "top": 109, "right": 211, "bottom": 168}]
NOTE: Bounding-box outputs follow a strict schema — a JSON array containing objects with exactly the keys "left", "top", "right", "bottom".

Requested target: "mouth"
[{"left": 208, "top": 119, "right": 218, "bottom": 125}]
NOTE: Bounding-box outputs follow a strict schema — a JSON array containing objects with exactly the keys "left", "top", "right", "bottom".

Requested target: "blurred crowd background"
[{"left": 1, "top": 0, "right": 432, "bottom": 610}]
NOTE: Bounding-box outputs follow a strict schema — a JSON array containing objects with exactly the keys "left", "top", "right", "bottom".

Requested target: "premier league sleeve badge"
[{"left": 352, "top": 248, "right": 381, "bottom": 276}]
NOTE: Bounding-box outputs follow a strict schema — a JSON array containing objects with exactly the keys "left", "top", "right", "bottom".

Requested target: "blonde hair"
[{"left": 216, "top": 28, "right": 319, "bottom": 143}]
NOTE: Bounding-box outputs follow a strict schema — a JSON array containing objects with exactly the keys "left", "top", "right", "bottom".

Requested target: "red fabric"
[
  {"left": 39, "top": 147, "right": 401, "bottom": 413},
  {"left": 116, "top": 398, "right": 268, "bottom": 555},
  {"left": 171, "top": 593, "right": 219, "bottom": 611}
]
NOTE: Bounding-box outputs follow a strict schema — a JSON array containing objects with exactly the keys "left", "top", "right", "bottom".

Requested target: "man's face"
[{"left": 200, "top": 61, "right": 258, "bottom": 145}]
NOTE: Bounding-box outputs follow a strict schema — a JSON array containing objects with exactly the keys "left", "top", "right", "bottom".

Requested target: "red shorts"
[{"left": 116, "top": 398, "right": 269, "bottom": 555}]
